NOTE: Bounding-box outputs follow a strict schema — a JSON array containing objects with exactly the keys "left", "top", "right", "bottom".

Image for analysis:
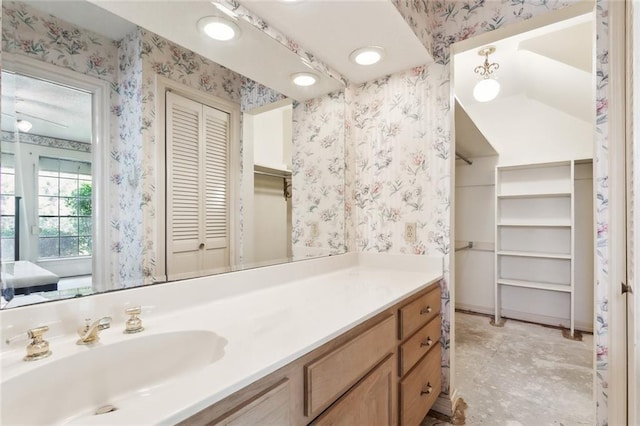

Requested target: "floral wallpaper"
[
  {"left": 388, "top": 0, "right": 612, "bottom": 423},
  {"left": 111, "top": 29, "right": 144, "bottom": 288},
  {"left": 292, "top": 90, "right": 345, "bottom": 257},
  {"left": 345, "top": 63, "right": 452, "bottom": 391},
  {"left": 1, "top": 130, "right": 91, "bottom": 153},
  {"left": 1, "top": 1, "right": 116, "bottom": 79}
]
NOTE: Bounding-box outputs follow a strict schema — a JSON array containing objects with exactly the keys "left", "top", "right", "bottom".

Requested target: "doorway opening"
[
  {"left": 451, "top": 8, "right": 596, "bottom": 424},
  {"left": 0, "top": 54, "right": 110, "bottom": 308}
]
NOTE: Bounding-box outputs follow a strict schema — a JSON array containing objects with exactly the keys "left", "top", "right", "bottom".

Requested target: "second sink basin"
[{"left": 1, "top": 330, "right": 227, "bottom": 425}]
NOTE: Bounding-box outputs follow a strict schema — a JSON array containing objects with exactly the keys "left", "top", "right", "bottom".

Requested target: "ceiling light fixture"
[
  {"left": 291, "top": 72, "right": 318, "bottom": 87},
  {"left": 16, "top": 119, "right": 32, "bottom": 132},
  {"left": 349, "top": 46, "right": 385, "bottom": 66},
  {"left": 198, "top": 16, "right": 240, "bottom": 41},
  {"left": 473, "top": 46, "right": 501, "bottom": 103}
]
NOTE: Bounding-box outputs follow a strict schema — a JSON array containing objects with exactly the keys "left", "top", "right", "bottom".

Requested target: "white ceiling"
[
  {"left": 87, "top": 1, "right": 345, "bottom": 101},
  {"left": 1, "top": 72, "right": 92, "bottom": 143},
  {"left": 238, "top": 0, "right": 432, "bottom": 84},
  {"left": 454, "top": 100, "right": 495, "bottom": 158},
  {"left": 454, "top": 13, "right": 594, "bottom": 158}
]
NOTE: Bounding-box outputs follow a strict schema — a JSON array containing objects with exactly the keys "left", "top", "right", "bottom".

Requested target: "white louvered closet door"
[
  {"left": 202, "top": 105, "right": 230, "bottom": 274},
  {"left": 166, "top": 92, "right": 229, "bottom": 280}
]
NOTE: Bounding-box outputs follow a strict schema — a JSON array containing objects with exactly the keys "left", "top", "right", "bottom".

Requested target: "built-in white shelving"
[{"left": 494, "top": 160, "right": 576, "bottom": 336}]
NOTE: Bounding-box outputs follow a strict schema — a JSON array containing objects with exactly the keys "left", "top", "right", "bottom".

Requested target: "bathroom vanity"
[
  {"left": 183, "top": 278, "right": 442, "bottom": 426},
  {"left": 0, "top": 253, "right": 443, "bottom": 425}
]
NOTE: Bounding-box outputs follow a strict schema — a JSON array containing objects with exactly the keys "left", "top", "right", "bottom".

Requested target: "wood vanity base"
[{"left": 180, "top": 279, "right": 442, "bottom": 426}]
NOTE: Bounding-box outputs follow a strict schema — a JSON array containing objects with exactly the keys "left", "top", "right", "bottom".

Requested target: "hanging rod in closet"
[
  {"left": 254, "top": 165, "right": 292, "bottom": 200},
  {"left": 455, "top": 152, "right": 472, "bottom": 165},
  {"left": 455, "top": 241, "right": 474, "bottom": 252}
]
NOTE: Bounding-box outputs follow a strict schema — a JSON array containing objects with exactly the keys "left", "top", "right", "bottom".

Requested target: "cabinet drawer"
[
  {"left": 304, "top": 315, "right": 395, "bottom": 418},
  {"left": 399, "top": 316, "right": 440, "bottom": 376},
  {"left": 311, "top": 355, "right": 395, "bottom": 426},
  {"left": 399, "top": 344, "right": 441, "bottom": 426},
  {"left": 212, "top": 379, "right": 290, "bottom": 425},
  {"left": 398, "top": 286, "right": 440, "bottom": 340}
]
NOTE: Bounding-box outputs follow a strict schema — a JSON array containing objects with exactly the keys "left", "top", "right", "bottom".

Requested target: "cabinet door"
[
  {"left": 214, "top": 379, "right": 290, "bottom": 426},
  {"left": 312, "top": 355, "right": 395, "bottom": 426}
]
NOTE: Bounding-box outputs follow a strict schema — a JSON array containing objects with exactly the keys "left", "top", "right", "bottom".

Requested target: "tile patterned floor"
[{"left": 423, "top": 312, "right": 594, "bottom": 425}]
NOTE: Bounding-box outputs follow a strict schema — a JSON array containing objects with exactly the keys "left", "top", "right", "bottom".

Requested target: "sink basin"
[{"left": 1, "top": 330, "right": 227, "bottom": 425}]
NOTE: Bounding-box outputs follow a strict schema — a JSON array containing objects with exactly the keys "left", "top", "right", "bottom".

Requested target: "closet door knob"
[
  {"left": 420, "top": 306, "right": 432, "bottom": 315},
  {"left": 199, "top": 243, "right": 205, "bottom": 249}
]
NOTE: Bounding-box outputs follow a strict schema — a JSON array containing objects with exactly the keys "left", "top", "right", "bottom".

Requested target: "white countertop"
[{"left": 0, "top": 253, "right": 443, "bottom": 425}]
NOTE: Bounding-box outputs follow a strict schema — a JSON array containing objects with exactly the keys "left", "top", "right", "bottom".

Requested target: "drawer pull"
[
  {"left": 420, "top": 306, "right": 432, "bottom": 315},
  {"left": 421, "top": 383, "right": 434, "bottom": 396},
  {"left": 420, "top": 337, "right": 433, "bottom": 347}
]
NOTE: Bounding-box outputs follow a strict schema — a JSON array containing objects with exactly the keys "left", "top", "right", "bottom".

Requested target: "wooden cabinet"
[
  {"left": 398, "top": 286, "right": 440, "bottom": 340},
  {"left": 311, "top": 355, "right": 395, "bottom": 426},
  {"left": 399, "top": 345, "right": 441, "bottom": 426},
  {"left": 304, "top": 315, "right": 396, "bottom": 418},
  {"left": 398, "top": 315, "right": 441, "bottom": 376},
  {"left": 213, "top": 380, "right": 291, "bottom": 426},
  {"left": 397, "top": 284, "right": 442, "bottom": 426},
  {"left": 182, "top": 280, "right": 442, "bottom": 426}
]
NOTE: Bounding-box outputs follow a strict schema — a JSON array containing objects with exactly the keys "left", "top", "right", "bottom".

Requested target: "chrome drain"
[{"left": 95, "top": 404, "right": 117, "bottom": 415}]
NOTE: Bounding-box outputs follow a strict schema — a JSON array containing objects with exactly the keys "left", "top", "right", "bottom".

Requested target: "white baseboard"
[
  {"left": 455, "top": 302, "right": 593, "bottom": 333},
  {"left": 432, "top": 389, "right": 458, "bottom": 417}
]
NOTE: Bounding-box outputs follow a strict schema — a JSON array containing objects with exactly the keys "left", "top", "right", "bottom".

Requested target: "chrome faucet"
[{"left": 76, "top": 317, "right": 111, "bottom": 345}]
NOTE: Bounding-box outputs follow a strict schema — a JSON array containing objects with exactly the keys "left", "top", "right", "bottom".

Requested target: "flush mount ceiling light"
[
  {"left": 291, "top": 72, "right": 318, "bottom": 87},
  {"left": 198, "top": 16, "right": 240, "bottom": 41},
  {"left": 473, "top": 46, "right": 501, "bottom": 102},
  {"left": 349, "top": 46, "right": 385, "bottom": 66},
  {"left": 16, "top": 119, "right": 32, "bottom": 132}
]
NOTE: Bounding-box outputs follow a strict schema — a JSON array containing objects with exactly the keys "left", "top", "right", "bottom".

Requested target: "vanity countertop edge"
[{"left": 0, "top": 252, "right": 444, "bottom": 425}]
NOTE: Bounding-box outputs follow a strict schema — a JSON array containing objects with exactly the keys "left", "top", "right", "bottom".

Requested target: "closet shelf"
[
  {"left": 494, "top": 160, "right": 576, "bottom": 336},
  {"left": 497, "top": 279, "right": 572, "bottom": 293},
  {"left": 497, "top": 192, "right": 571, "bottom": 199},
  {"left": 497, "top": 250, "right": 572, "bottom": 260}
]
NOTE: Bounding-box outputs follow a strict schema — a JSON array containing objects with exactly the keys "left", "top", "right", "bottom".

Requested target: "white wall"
[
  {"left": 242, "top": 102, "right": 293, "bottom": 264},
  {"left": 466, "top": 95, "right": 593, "bottom": 166},
  {"left": 252, "top": 104, "right": 292, "bottom": 171},
  {"left": 253, "top": 174, "right": 290, "bottom": 263},
  {"left": 455, "top": 156, "right": 594, "bottom": 331}
]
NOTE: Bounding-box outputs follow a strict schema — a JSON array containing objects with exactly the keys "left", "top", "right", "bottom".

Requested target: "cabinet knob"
[
  {"left": 421, "top": 382, "right": 433, "bottom": 396},
  {"left": 420, "top": 306, "right": 432, "bottom": 315},
  {"left": 420, "top": 337, "right": 433, "bottom": 347},
  {"left": 199, "top": 243, "right": 205, "bottom": 250}
]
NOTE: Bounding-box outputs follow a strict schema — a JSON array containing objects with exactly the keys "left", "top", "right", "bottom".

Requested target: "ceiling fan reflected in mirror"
[{"left": 1, "top": 111, "right": 69, "bottom": 132}]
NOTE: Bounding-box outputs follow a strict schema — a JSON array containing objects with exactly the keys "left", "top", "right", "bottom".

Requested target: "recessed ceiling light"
[
  {"left": 349, "top": 46, "right": 385, "bottom": 66},
  {"left": 16, "top": 119, "right": 32, "bottom": 132},
  {"left": 198, "top": 16, "right": 240, "bottom": 41},
  {"left": 291, "top": 72, "right": 318, "bottom": 87}
]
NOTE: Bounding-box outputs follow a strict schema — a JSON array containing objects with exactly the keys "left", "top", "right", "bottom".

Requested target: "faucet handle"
[
  {"left": 124, "top": 306, "right": 144, "bottom": 334},
  {"left": 6, "top": 325, "right": 52, "bottom": 361}
]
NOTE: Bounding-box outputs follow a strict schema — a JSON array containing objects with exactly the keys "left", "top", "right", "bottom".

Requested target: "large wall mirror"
[{"left": 0, "top": 0, "right": 346, "bottom": 309}]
